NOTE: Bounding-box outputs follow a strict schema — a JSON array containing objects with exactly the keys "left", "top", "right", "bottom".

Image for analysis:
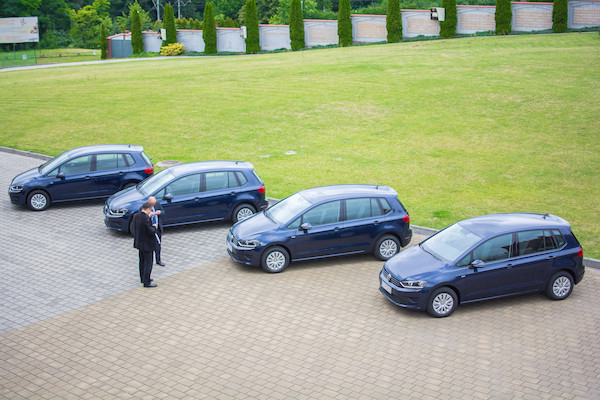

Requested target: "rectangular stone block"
[
  {"left": 573, "top": 7, "right": 600, "bottom": 25},
  {"left": 515, "top": 10, "right": 552, "bottom": 28},
  {"left": 406, "top": 17, "right": 440, "bottom": 35},
  {"left": 356, "top": 22, "right": 387, "bottom": 39},
  {"left": 460, "top": 13, "right": 495, "bottom": 30},
  {"left": 309, "top": 27, "right": 338, "bottom": 43}
]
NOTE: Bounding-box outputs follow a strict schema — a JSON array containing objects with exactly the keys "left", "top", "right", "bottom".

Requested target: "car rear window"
[{"left": 345, "top": 198, "right": 385, "bottom": 221}]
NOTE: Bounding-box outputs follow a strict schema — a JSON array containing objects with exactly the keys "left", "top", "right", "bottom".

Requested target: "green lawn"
[{"left": 1, "top": 33, "right": 599, "bottom": 257}]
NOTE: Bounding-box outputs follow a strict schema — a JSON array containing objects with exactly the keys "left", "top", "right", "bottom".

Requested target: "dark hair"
[{"left": 141, "top": 202, "right": 152, "bottom": 210}]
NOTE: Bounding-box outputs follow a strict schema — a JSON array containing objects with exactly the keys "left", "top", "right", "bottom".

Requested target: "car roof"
[
  {"left": 167, "top": 161, "right": 254, "bottom": 177},
  {"left": 299, "top": 184, "right": 397, "bottom": 203},
  {"left": 458, "top": 213, "right": 571, "bottom": 237},
  {"left": 65, "top": 144, "right": 144, "bottom": 157}
]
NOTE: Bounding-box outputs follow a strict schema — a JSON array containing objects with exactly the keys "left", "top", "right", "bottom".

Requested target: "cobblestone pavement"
[{"left": 1, "top": 150, "right": 600, "bottom": 399}]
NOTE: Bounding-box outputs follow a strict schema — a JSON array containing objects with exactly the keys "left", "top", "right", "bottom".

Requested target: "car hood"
[
  {"left": 106, "top": 186, "right": 145, "bottom": 209},
  {"left": 11, "top": 167, "right": 41, "bottom": 185},
  {"left": 384, "top": 244, "right": 447, "bottom": 280},
  {"left": 231, "top": 212, "right": 278, "bottom": 240}
]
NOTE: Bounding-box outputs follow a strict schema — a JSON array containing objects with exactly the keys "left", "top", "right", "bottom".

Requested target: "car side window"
[
  {"left": 95, "top": 154, "right": 119, "bottom": 171},
  {"left": 301, "top": 201, "right": 341, "bottom": 227},
  {"left": 517, "top": 230, "right": 549, "bottom": 256},
  {"left": 552, "top": 230, "right": 566, "bottom": 248},
  {"left": 60, "top": 155, "right": 93, "bottom": 175},
  {"left": 205, "top": 172, "right": 229, "bottom": 191},
  {"left": 235, "top": 171, "right": 248, "bottom": 186},
  {"left": 472, "top": 234, "right": 513, "bottom": 263},
  {"left": 227, "top": 171, "right": 241, "bottom": 188},
  {"left": 381, "top": 198, "right": 393, "bottom": 214},
  {"left": 165, "top": 174, "right": 201, "bottom": 197},
  {"left": 124, "top": 153, "right": 135, "bottom": 167},
  {"left": 346, "top": 198, "right": 372, "bottom": 220},
  {"left": 456, "top": 253, "right": 472, "bottom": 267}
]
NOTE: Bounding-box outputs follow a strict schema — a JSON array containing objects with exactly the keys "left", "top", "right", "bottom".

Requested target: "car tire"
[
  {"left": 233, "top": 203, "right": 256, "bottom": 223},
  {"left": 27, "top": 190, "right": 50, "bottom": 211},
  {"left": 546, "top": 271, "right": 574, "bottom": 300},
  {"left": 122, "top": 182, "right": 137, "bottom": 190},
  {"left": 374, "top": 234, "right": 400, "bottom": 261},
  {"left": 261, "top": 246, "right": 289, "bottom": 273},
  {"left": 427, "top": 287, "right": 458, "bottom": 318}
]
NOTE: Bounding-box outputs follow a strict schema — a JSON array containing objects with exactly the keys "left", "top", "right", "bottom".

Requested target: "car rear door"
[
  {"left": 199, "top": 171, "right": 239, "bottom": 221},
  {"left": 90, "top": 153, "right": 128, "bottom": 196}
]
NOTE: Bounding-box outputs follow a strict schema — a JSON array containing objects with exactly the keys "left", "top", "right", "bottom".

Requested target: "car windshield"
[
  {"left": 39, "top": 151, "right": 71, "bottom": 174},
  {"left": 138, "top": 168, "right": 175, "bottom": 196},
  {"left": 421, "top": 223, "right": 482, "bottom": 263},
  {"left": 265, "top": 192, "right": 312, "bottom": 225}
]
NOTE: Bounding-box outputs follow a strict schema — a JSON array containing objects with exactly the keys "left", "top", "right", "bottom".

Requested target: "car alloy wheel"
[
  {"left": 374, "top": 235, "right": 400, "bottom": 261},
  {"left": 261, "top": 246, "right": 289, "bottom": 273},
  {"left": 233, "top": 204, "right": 256, "bottom": 223},
  {"left": 427, "top": 287, "right": 458, "bottom": 318},
  {"left": 553, "top": 276, "right": 571, "bottom": 297},
  {"left": 27, "top": 190, "right": 50, "bottom": 211},
  {"left": 546, "top": 271, "right": 574, "bottom": 300}
]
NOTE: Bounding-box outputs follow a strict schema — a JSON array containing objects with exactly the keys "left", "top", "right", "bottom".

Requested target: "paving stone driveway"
[{"left": 1, "top": 149, "right": 599, "bottom": 399}]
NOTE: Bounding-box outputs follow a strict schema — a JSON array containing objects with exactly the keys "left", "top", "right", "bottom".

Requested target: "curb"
[{"left": 3, "top": 153, "right": 598, "bottom": 270}]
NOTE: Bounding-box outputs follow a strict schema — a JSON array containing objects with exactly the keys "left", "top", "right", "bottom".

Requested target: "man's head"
[
  {"left": 148, "top": 196, "right": 156, "bottom": 206},
  {"left": 141, "top": 202, "right": 152, "bottom": 214}
]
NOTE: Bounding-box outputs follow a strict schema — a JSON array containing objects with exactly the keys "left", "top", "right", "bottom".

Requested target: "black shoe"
[
  {"left": 144, "top": 283, "right": 157, "bottom": 288},
  {"left": 157, "top": 261, "right": 166, "bottom": 266}
]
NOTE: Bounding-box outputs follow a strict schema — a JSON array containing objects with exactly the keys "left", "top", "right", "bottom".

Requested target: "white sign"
[
  {"left": 437, "top": 7, "right": 446, "bottom": 22},
  {"left": 161, "top": 28, "right": 167, "bottom": 41},
  {"left": 0, "top": 17, "right": 39, "bottom": 43}
]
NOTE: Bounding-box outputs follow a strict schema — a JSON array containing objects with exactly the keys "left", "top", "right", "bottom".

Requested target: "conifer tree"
[
  {"left": 203, "top": 2, "right": 217, "bottom": 54},
  {"left": 495, "top": 0, "right": 512, "bottom": 35},
  {"left": 439, "top": 0, "right": 456, "bottom": 38},
  {"left": 552, "top": 0, "right": 567, "bottom": 33},
  {"left": 289, "top": 0, "right": 305, "bottom": 51},
  {"left": 100, "top": 23, "right": 107, "bottom": 59},
  {"left": 162, "top": 4, "right": 177, "bottom": 46},
  {"left": 131, "top": 6, "right": 143, "bottom": 54},
  {"left": 338, "top": 0, "right": 352, "bottom": 46},
  {"left": 386, "top": 0, "right": 402, "bottom": 43},
  {"left": 245, "top": 0, "right": 260, "bottom": 53}
]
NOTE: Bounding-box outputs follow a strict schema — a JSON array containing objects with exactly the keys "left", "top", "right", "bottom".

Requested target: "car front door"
[
  {"left": 460, "top": 233, "right": 517, "bottom": 301},
  {"left": 158, "top": 173, "right": 202, "bottom": 225},
  {"left": 289, "top": 200, "right": 345, "bottom": 260},
  {"left": 46, "top": 155, "right": 94, "bottom": 200}
]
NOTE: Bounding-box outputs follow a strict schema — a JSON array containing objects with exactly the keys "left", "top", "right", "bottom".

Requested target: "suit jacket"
[{"left": 133, "top": 211, "right": 158, "bottom": 252}]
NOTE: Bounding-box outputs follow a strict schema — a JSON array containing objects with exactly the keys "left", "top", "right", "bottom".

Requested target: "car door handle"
[
  {"left": 194, "top": 197, "right": 201, "bottom": 202},
  {"left": 374, "top": 221, "right": 380, "bottom": 225},
  {"left": 334, "top": 227, "right": 341, "bottom": 231},
  {"left": 85, "top": 176, "right": 91, "bottom": 179},
  {"left": 547, "top": 255, "right": 555, "bottom": 260}
]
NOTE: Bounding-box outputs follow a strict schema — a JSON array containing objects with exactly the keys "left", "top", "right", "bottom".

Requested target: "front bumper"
[
  {"left": 226, "top": 233, "right": 262, "bottom": 266},
  {"left": 103, "top": 205, "right": 131, "bottom": 232},
  {"left": 9, "top": 191, "right": 26, "bottom": 205},
  {"left": 379, "top": 269, "right": 427, "bottom": 311}
]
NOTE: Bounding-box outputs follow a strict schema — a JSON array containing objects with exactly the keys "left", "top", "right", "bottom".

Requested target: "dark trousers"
[
  {"left": 139, "top": 250, "right": 153, "bottom": 285},
  {"left": 155, "top": 230, "right": 162, "bottom": 263}
]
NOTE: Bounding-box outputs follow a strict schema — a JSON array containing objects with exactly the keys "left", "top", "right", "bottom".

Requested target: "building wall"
[
  {"left": 402, "top": 10, "right": 440, "bottom": 38},
  {"left": 352, "top": 15, "right": 388, "bottom": 43},
  {"left": 259, "top": 25, "right": 291, "bottom": 51},
  {"left": 569, "top": 0, "right": 600, "bottom": 28},
  {"left": 512, "top": 2, "right": 554, "bottom": 31},
  {"left": 304, "top": 20, "right": 338, "bottom": 47},
  {"left": 456, "top": 5, "right": 496, "bottom": 34}
]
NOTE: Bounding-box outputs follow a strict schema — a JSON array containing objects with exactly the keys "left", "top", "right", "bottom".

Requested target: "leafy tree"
[
  {"left": 552, "top": 0, "right": 567, "bottom": 33},
  {"left": 245, "top": 0, "right": 260, "bottom": 53},
  {"left": 162, "top": 4, "right": 177, "bottom": 46},
  {"left": 213, "top": 0, "right": 245, "bottom": 20},
  {"left": 217, "top": 16, "right": 240, "bottom": 26},
  {"left": 269, "top": 0, "right": 334, "bottom": 25},
  {"left": 100, "top": 23, "right": 108, "bottom": 58},
  {"left": 116, "top": 2, "right": 152, "bottom": 33},
  {"left": 495, "top": 0, "right": 512, "bottom": 35},
  {"left": 191, "top": 18, "right": 203, "bottom": 30},
  {"left": 131, "top": 3, "right": 143, "bottom": 53},
  {"left": 439, "top": 0, "right": 456, "bottom": 38},
  {"left": 289, "top": 0, "right": 305, "bottom": 51},
  {"left": 70, "top": 0, "right": 112, "bottom": 48},
  {"left": 203, "top": 2, "right": 218, "bottom": 54},
  {"left": 176, "top": 17, "right": 190, "bottom": 29},
  {"left": 256, "top": 0, "right": 279, "bottom": 23},
  {"left": 337, "top": 0, "right": 352, "bottom": 47},
  {"left": 386, "top": 0, "right": 402, "bottom": 43}
]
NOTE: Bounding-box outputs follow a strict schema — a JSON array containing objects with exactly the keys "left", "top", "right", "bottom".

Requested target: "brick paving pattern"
[{"left": 1, "top": 150, "right": 599, "bottom": 399}]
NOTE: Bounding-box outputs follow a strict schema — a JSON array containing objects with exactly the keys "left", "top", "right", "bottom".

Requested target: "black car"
[
  {"left": 380, "top": 213, "right": 585, "bottom": 317},
  {"left": 8, "top": 144, "right": 154, "bottom": 211},
  {"left": 104, "top": 160, "right": 268, "bottom": 232}
]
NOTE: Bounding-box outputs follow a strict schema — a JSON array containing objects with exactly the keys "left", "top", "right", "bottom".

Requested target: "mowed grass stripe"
[{"left": 1, "top": 33, "right": 599, "bottom": 257}]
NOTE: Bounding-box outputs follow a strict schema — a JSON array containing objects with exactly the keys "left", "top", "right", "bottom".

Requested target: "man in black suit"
[
  {"left": 133, "top": 202, "right": 159, "bottom": 288},
  {"left": 148, "top": 196, "right": 165, "bottom": 266}
]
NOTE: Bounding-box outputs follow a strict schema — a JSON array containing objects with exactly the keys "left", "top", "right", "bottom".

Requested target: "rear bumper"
[{"left": 400, "top": 228, "right": 413, "bottom": 247}]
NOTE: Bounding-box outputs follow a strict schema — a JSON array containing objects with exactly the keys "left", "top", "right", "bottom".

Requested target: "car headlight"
[
  {"left": 9, "top": 185, "right": 24, "bottom": 192},
  {"left": 399, "top": 280, "right": 427, "bottom": 289},
  {"left": 237, "top": 239, "right": 260, "bottom": 249},
  {"left": 109, "top": 208, "right": 129, "bottom": 216}
]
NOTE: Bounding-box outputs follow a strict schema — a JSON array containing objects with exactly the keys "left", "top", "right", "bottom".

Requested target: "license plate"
[
  {"left": 227, "top": 241, "right": 232, "bottom": 252},
  {"left": 381, "top": 280, "right": 392, "bottom": 294}
]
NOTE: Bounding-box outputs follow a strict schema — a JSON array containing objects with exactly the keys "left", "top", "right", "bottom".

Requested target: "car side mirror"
[
  {"left": 163, "top": 193, "right": 174, "bottom": 200},
  {"left": 470, "top": 259, "right": 486, "bottom": 269},
  {"left": 300, "top": 223, "right": 312, "bottom": 231},
  {"left": 56, "top": 172, "right": 65, "bottom": 179}
]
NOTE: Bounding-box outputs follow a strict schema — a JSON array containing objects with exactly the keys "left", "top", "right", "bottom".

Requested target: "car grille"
[{"left": 382, "top": 266, "right": 403, "bottom": 287}]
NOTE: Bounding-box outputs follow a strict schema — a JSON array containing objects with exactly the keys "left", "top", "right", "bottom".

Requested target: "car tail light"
[
  {"left": 145, "top": 166, "right": 154, "bottom": 175},
  {"left": 577, "top": 248, "right": 583, "bottom": 258},
  {"left": 257, "top": 186, "right": 265, "bottom": 194},
  {"left": 402, "top": 215, "right": 410, "bottom": 223}
]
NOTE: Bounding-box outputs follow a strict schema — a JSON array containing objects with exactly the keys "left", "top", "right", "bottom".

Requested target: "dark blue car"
[
  {"left": 227, "top": 184, "right": 412, "bottom": 273},
  {"left": 104, "top": 161, "right": 267, "bottom": 233},
  {"left": 380, "top": 213, "right": 585, "bottom": 317},
  {"left": 8, "top": 144, "right": 154, "bottom": 211}
]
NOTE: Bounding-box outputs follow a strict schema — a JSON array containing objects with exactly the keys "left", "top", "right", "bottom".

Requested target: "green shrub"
[
  {"left": 131, "top": 6, "right": 144, "bottom": 54},
  {"left": 245, "top": 0, "right": 261, "bottom": 53},
  {"left": 162, "top": 4, "right": 178, "bottom": 46},
  {"left": 99, "top": 24, "right": 107, "bottom": 59},
  {"left": 386, "top": 0, "right": 402, "bottom": 43},
  {"left": 495, "top": 0, "right": 512, "bottom": 35},
  {"left": 338, "top": 0, "right": 352, "bottom": 47},
  {"left": 439, "top": 0, "right": 457, "bottom": 38},
  {"left": 217, "top": 16, "right": 240, "bottom": 27},
  {"left": 552, "top": 0, "right": 567, "bottom": 33},
  {"left": 176, "top": 17, "right": 190, "bottom": 29},
  {"left": 160, "top": 43, "right": 186, "bottom": 55},
  {"left": 289, "top": 0, "right": 305, "bottom": 51},
  {"left": 203, "top": 3, "right": 218, "bottom": 54}
]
